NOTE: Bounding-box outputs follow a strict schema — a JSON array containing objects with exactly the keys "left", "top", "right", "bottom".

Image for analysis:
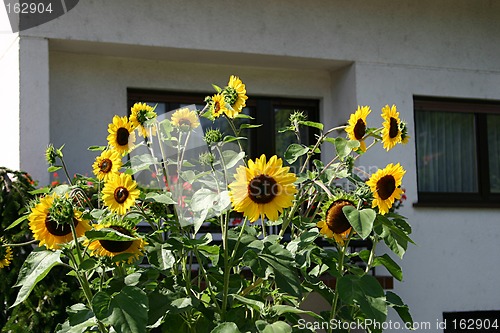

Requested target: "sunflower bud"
[
  {"left": 199, "top": 152, "right": 216, "bottom": 166},
  {"left": 223, "top": 86, "right": 238, "bottom": 107},
  {"left": 45, "top": 144, "right": 58, "bottom": 165},
  {"left": 48, "top": 196, "right": 75, "bottom": 225},
  {"left": 204, "top": 128, "right": 223, "bottom": 145},
  {"left": 399, "top": 121, "right": 410, "bottom": 144},
  {"left": 289, "top": 110, "right": 307, "bottom": 124}
]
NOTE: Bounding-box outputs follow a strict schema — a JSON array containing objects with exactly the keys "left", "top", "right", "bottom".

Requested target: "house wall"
[
  {"left": 0, "top": 25, "right": 20, "bottom": 170},
  {"left": 10, "top": 0, "right": 500, "bottom": 330}
]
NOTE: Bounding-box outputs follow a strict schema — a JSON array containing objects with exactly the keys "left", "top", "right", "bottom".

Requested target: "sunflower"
[
  {"left": 381, "top": 104, "right": 402, "bottom": 151},
  {"left": 366, "top": 163, "right": 406, "bottom": 215},
  {"left": 84, "top": 222, "right": 146, "bottom": 264},
  {"left": 223, "top": 75, "right": 248, "bottom": 118},
  {"left": 92, "top": 149, "right": 122, "bottom": 182},
  {"left": 229, "top": 155, "right": 297, "bottom": 222},
  {"left": 102, "top": 173, "right": 140, "bottom": 215},
  {"left": 107, "top": 115, "right": 136, "bottom": 156},
  {"left": 171, "top": 107, "right": 200, "bottom": 131},
  {"left": 0, "top": 239, "right": 13, "bottom": 269},
  {"left": 210, "top": 93, "right": 227, "bottom": 118},
  {"left": 317, "top": 195, "right": 357, "bottom": 245},
  {"left": 345, "top": 106, "right": 371, "bottom": 152},
  {"left": 130, "top": 102, "right": 157, "bottom": 137},
  {"left": 28, "top": 193, "right": 91, "bottom": 250}
]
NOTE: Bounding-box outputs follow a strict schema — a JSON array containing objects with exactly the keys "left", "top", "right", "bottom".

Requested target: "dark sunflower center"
[
  {"left": 178, "top": 119, "right": 192, "bottom": 127},
  {"left": 325, "top": 200, "right": 353, "bottom": 234},
  {"left": 45, "top": 215, "right": 78, "bottom": 236},
  {"left": 389, "top": 117, "right": 399, "bottom": 138},
  {"left": 247, "top": 175, "right": 277, "bottom": 204},
  {"left": 114, "top": 187, "right": 129, "bottom": 204},
  {"left": 99, "top": 159, "right": 112, "bottom": 173},
  {"left": 377, "top": 175, "right": 396, "bottom": 200},
  {"left": 214, "top": 101, "right": 221, "bottom": 113},
  {"left": 99, "top": 226, "right": 133, "bottom": 253},
  {"left": 353, "top": 119, "right": 366, "bottom": 140},
  {"left": 116, "top": 127, "right": 130, "bottom": 146}
]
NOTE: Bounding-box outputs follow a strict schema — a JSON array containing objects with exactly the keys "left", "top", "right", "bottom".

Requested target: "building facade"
[{"left": 1, "top": 0, "right": 499, "bottom": 330}]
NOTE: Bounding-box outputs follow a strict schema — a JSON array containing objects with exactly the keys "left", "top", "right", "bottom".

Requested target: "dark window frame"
[{"left": 413, "top": 96, "right": 500, "bottom": 207}]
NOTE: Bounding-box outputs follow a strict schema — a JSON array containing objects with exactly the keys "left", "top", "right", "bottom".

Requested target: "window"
[
  {"left": 127, "top": 89, "right": 320, "bottom": 171},
  {"left": 443, "top": 311, "right": 500, "bottom": 332},
  {"left": 414, "top": 97, "right": 500, "bottom": 206}
]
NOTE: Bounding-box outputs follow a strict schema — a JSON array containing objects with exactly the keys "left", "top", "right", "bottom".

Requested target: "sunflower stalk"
[{"left": 328, "top": 233, "right": 352, "bottom": 333}]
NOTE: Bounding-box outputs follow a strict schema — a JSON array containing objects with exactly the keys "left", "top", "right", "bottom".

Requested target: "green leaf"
[
  {"left": 239, "top": 123, "right": 262, "bottom": 130},
  {"left": 374, "top": 254, "right": 403, "bottom": 281},
  {"left": 144, "top": 192, "right": 176, "bottom": 205},
  {"left": 298, "top": 120, "right": 324, "bottom": 131},
  {"left": 212, "top": 84, "right": 222, "bottom": 93},
  {"left": 85, "top": 228, "right": 137, "bottom": 242},
  {"left": 260, "top": 253, "right": 301, "bottom": 298},
  {"left": 147, "top": 244, "right": 176, "bottom": 271},
  {"left": 29, "top": 187, "right": 51, "bottom": 195},
  {"left": 223, "top": 150, "right": 246, "bottom": 169},
  {"left": 211, "top": 322, "right": 241, "bottom": 333},
  {"left": 231, "top": 294, "right": 265, "bottom": 312},
  {"left": 270, "top": 305, "right": 322, "bottom": 320},
  {"left": 171, "top": 297, "right": 192, "bottom": 310},
  {"left": 255, "top": 320, "right": 292, "bottom": 333},
  {"left": 12, "top": 250, "right": 63, "bottom": 307},
  {"left": 386, "top": 291, "right": 414, "bottom": 327},
  {"left": 223, "top": 136, "right": 247, "bottom": 143},
  {"left": 343, "top": 206, "right": 376, "bottom": 240},
  {"left": 5, "top": 214, "right": 28, "bottom": 230},
  {"left": 198, "top": 244, "right": 220, "bottom": 266},
  {"left": 56, "top": 303, "right": 97, "bottom": 333},
  {"left": 331, "top": 137, "right": 353, "bottom": 160},
  {"left": 79, "top": 258, "right": 98, "bottom": 272},
  {"left": 92, "top": 291, "right": 112, "bottom": 321},
  {"left": 234, "top": 113, "right": 254, "bottom": 120},
  {"left": 48, "top": 165, "right": 62, "bottom": 173},
  {"left": 284, "top": 143, "right": 309, "bottom": 164},
  {"left": 87, "top": 145, "right": 106, "bottom": 151},
  {"left": 337, "top": 275, "right": 387, "bottom": 323},
  {"left": 108, "top": 286, "right": 149, "bottom": 333}
]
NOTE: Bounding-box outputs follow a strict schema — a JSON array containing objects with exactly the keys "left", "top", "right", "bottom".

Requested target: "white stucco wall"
[
  {"left": 0, "top": 13, "right": 20, "bottom": 170},
  {"left": 6, "top": 0, "right": 500, "bottom": 331}
]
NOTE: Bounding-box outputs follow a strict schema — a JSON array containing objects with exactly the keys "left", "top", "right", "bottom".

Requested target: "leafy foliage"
[{"left": 2, "top": 79, "right": 414, "bottom": 333}]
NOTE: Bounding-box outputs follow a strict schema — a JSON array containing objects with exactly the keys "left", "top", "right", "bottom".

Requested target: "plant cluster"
[{"left": 1, "top": 76, "right": 415, "bottom": 333}]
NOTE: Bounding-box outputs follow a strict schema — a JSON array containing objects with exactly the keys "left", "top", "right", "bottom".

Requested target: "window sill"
[{"left": 413, "top": 201, "right": 500, "bottom": 209}]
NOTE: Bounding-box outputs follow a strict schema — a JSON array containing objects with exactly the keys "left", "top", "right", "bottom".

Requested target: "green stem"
[
  {"left": 240, "top": 277, "right": 264, "bottom": 296},
  {"left": 328, "top": 235, "right": 352, "bottom": 333},
  {"left": 192, "top": 247, "right": 222, "bottom": 313},
  {"left": 67, "top": 251, "right": 107, "bottom": 333},
  {"left": 229, "top": 222, "right": 247, "bottom": 261},
  {"left": 59, "top": 157, "right": 74, "bottom": 186},
  {"left": 4, "top": 239, "right": 38, "bottom": 247},
  {"left": 365, "top": 236, "right": 378, "bottom": 273},
  {"left": 226, "top": 116, "right": 245, "bottom": 157},
  {"left": 221, "top": 213, "right": 230, "bottom": 320}
]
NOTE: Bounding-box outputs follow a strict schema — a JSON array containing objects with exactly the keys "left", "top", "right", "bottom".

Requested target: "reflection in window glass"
[
  {"left": 488, "top": 114, "right": 500, "bottom": 193},
  {"left": 415, "top": 111, "right": 478, "bottom": 193}
]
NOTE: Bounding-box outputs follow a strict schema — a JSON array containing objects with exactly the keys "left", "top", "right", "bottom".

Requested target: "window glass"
[
  {"left": 487, "top": 114, "right": 500, "bottom": 193},
  {"left": 415, "top": 110, "right": 478, "bottom": 193}
]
